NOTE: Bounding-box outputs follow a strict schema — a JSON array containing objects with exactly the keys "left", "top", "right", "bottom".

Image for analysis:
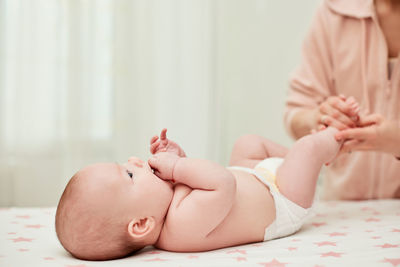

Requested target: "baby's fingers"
[
  {"left": 160, "top": 128, "right": 168, "bottom": 140},
  {"left": 150, "top": 141, "right": 160, "bottom": 154},
  {"left": 150, "top": 135, "right": 159, "bottom": 144}
]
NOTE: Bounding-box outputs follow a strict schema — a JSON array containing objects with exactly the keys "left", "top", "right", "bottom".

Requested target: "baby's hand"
[
  {"left": 150, "top": 128, "right": 186, "bottom": 157},
  {"left": 148, "top": 152, "right": 180, "bottom": 182},
  {"left": 345, "top": 96, "right": 360, "bottom": 123}
]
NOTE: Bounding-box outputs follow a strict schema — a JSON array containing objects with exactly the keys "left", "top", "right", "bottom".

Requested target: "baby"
[{"left": 56, "top": 127, "right": 342, "bottom": 260}]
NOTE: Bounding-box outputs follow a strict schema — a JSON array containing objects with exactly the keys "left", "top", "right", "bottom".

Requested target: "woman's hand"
[
  {"left": 335, "top": 114, "right": 400, "bottom": 157},
  {"left": 315, "top": 95, "right": 360, "bottom": 131},
  {"left": 150, "top": 128, "right": 186, "bottom": 157}
]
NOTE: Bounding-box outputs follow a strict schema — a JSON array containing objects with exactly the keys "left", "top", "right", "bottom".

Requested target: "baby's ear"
[{"left": 127, "top": 217, "right": 155, "bottom": 241}]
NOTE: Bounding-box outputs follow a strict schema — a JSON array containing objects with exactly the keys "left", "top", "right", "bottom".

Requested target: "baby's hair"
[{"left": 55, "top": 171, "right": 143, "bottom": 260}]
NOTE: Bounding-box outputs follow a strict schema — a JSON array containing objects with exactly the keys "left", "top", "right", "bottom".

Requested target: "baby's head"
[{"left": 55, "top": 157, "right": 174, "bottom": 260}]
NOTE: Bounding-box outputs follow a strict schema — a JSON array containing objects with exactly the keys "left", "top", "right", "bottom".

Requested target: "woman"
[{"left": 284, "top": 0, "right": 400, "bottom": 200}]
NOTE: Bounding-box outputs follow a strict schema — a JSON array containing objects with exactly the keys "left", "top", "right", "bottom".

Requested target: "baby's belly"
[
  {"left": 185, "top": 170, "right": 276, "bottom": 251},
  {"left": 156, "top": 170, "right": 276, "bottom": 252}
]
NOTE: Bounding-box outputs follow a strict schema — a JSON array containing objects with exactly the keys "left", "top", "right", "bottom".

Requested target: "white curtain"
[
  {"left": 0, "top": 0, "right": 218, "bottom": 206},
  {"left": 0, "top": 0, "right": 320, "bottom": 206}
]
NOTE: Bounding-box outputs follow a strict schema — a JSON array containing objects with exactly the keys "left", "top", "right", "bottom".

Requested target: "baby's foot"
[
  {"left": 345, "top": 96, "right": 360, "bottom": 123},
  {"left": 314, "top": 127, "right": 343, "bottom": 165}
]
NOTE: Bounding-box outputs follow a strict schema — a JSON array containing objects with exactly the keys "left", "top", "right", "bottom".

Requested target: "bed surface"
[{"left": 1, "top": 200, "right": 399, "bottom": 267}]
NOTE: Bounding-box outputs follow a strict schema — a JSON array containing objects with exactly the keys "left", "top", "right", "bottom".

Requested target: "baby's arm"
[
  {"left": 229, "top": 134, "right": 289, "bottom": 168},
  {"left": 148, "top": 153, "right": 236, "bottom": 237}
]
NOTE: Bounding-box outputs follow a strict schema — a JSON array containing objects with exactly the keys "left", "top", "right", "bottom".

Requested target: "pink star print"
[
  {"left": 10, "top": 237, "right": 33, "bottom": 242},
  {"left": 361, "top": 206, "right": 374, "bottom": 211},
  {"left": 320, "top": 251, "right": 344, "bottom": 258},
  {"left": 327, "top": 232, "right": 347, "bottom": 237},
  {"left": 227, "top": 249, "right": 247, "bottom": 255},
  {"left": 315, "top": 241, "right": 336, "bottom": 247},
  {"left": 259, "top": 258, "right": 288, "bottom": 267},
  {"left": 25, "top": 224, "right": 45, "bottom": 229},
  {"left": 43, "top": 257, "right": 54, "bottom": 260},
  {"left": 392, "top": 228, "right": 400, "bottom": 233},
  {"left": 236, "top": 257, "right": 247, "bottom": 262},
  {"left": 382, "top": 258, "right": 400, "bottom": 267},
  {"left": 16, "top": 215, "right": 31, "bottom": 219},
  {"left": 187, "top": 255, "right": 198, "bottom": 259},
  {"left": 376, "top": 243, "right": 399, "bottom": 249},
  {"left": 143, "top": 258, "right": 168, "bottom": 262},
  {"left": 312, "top": 222, "right": 327, "bottom": 227},
  {"left": 146, "top": 251, "right": 161, "bottom": 255},
  {"left": 287, "top": 247, "right": 297, "bottom": 251},
  {"left": 365, "top": 217, "right": 380, "bottom": 222},
  {"left": 18, "top": 248, "right": 29, "bottom": 252}
]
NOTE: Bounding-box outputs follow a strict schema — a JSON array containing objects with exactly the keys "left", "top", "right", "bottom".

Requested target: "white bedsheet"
[{"left": 1, "top": 200, "right": 399, "bottom": 267}]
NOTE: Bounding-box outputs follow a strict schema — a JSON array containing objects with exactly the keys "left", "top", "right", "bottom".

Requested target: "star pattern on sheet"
[
  {"left": 315, "top": 241, "right": 336, "bottom": 247},
  {"left": 187, "top": 255, "right": 198, "bottom": 259},
  {"left": 143, "top": 257, "right": 168, "bottom": 262},
  {"left": 226, "top": 249, "right": 247, "bottom": 255},
  {"left": 25, "top": 224, "right": 45, "bottom": 229},
  {"left": 365, "top": 217, "right": 381, "bottom": 222},
  {"left": 312, "top": 222, "right": 327, "bottom": 227},
  {"left": 15, "top": 215, "right": 31, "bottom": 219},
  {"left": 258, "top": 258, "right": 288, "bottom": 267},
  {"left": 320, "top": 251, "right": 344, "bottom": 258},
  {"left": 236, "top": 257, "right": 247, "bottom": 262},
  {"left": 1, "top": 202, "right": 400, "bottom": 266},
  {"left": 10, "top": 237, "right": 34, "bottom": 242},
  {"left": 376, "top": 243, "right": 399, "bottom": 249},
  {"left": 326, "top": 232, "right": 347, "bottom": 237},
  {"left": 382, "top": 258, "right": 400, "bottom": 267}
]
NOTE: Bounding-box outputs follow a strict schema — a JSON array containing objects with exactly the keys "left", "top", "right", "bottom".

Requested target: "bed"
[{"left": 1, "top": 200, "right": 399, "bottom": 267}]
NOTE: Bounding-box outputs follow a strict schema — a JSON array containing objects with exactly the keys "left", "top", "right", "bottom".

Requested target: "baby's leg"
[
  {"left": 276, "top": 127, "right": 341, "bottom": 208},
  {"left": 229, "top": 134, "right": 289, "bottom": 168}
]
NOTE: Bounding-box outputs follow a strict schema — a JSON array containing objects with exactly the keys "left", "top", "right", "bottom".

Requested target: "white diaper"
[{"left": 229, "top": 157, "right": 312, "bottom": 241}]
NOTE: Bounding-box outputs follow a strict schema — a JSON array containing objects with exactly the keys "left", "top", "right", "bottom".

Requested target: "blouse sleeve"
[{"left": 284, "top": 1, "right": 336, "bottom": 138}]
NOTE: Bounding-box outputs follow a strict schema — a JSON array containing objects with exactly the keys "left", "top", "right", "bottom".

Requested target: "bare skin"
[{"left": 151, "top": 128, "right": 341, "bottom": 252}]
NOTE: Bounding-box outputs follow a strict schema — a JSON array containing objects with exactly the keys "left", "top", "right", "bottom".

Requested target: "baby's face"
[{"left": 80, "top": 157, "right": 174, "bottom": 219}]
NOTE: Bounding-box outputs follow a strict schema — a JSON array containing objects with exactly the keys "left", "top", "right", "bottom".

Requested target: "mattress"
[{"left": 1, "top": 200, "right": 399, "bottom": 266}]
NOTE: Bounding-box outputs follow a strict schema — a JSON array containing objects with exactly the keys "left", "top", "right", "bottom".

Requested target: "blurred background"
[{"left": 0, "top": 0, "right": 320, "bottom": 207}]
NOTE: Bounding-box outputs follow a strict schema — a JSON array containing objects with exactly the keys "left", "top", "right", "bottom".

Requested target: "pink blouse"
[{"left": 284, "top": 0, "right": 400, "bottom": 200}]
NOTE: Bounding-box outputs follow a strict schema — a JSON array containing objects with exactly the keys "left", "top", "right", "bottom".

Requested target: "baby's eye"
[{"left": 127, "top": 170, "right": 133, "bottom": 178}]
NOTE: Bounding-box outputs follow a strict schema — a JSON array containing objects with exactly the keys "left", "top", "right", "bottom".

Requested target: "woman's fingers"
[
  {"left": 335, "top": 127, "right": 372, "bottom": 142},
  {"left": 319, "top": 114, "right": 349, "bottom": 130},
  {"left": 319, "top": 100, "right": 356, "bottom": 128},
  {"left": 358, "top": 114, "right": 383, "bottom": 127}
]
